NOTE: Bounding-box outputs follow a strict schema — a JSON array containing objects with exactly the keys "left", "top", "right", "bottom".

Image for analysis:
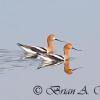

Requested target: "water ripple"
[{"left": 0, "top": 49, "right": 40, "bottom": 74}]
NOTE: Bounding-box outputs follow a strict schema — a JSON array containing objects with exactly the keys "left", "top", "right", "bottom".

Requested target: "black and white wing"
[
  {"left": 37, "top": 54, "right": 64, "bottom": 69},
  {"left": 17, "top": 43, "right": 47, "bottom": 54}
]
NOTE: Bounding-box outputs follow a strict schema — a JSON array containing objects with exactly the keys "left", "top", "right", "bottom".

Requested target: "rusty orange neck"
[
  {"left": 64, "top": 48, "right": 70, "bottom": 61},
  {"left": 47, "top": 39, "right": 53, "bottom": 54},
  {"left": 64, "top": 48, "right": 72, "bottom": 75},
  {"left": 64, "top": 60, "right": 72, "bottom": 75},
  {"left": 64, "top": 60, "right": 70, "bottom": 69}
]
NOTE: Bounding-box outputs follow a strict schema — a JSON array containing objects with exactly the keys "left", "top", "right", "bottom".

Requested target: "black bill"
[
  {"left": 72, "top": 67, "right": 83, "bottom": 71},
  {"left": 55, "top": 39, "right": 65, "bottom": 42},
  {"left": 72, "top": 47, "right": 82, "bottom": 51}
]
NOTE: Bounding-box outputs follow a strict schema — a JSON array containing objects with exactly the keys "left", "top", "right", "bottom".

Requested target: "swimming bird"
[
  {"left": 38, "top": 43, "right": 82, "bottom": 75},
  {"left": 17, "top": 34, "right": 64, "bottom": 58}
]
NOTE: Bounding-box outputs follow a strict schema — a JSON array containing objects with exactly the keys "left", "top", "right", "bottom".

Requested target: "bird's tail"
[{"left": 17, "top": 43, "right": 23, "bottom": 47}]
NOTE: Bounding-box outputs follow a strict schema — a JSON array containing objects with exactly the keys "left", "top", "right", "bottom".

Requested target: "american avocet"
[
  {"left": 17, "top": 34, "right": 64, "bottom": 58},
  {"left": 38, "top": 43, "right": 82, "bottom": 74}
]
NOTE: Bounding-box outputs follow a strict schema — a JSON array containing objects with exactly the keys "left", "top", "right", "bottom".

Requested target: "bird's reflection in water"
[{"left": 0, "top": 49, "right": 40, "bottom": 74}]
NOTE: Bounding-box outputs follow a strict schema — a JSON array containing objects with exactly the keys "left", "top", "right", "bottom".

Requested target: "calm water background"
[{"left": 0, "top": 0, "right": 100, "bottom": 100}]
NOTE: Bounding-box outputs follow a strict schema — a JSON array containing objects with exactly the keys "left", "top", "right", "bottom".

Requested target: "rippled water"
[
  {"left": 0, "top": 49, "right": 77, "bottom": 74},
  {"left": 0, "top": 49, "right": 41, "bottom": 74}
]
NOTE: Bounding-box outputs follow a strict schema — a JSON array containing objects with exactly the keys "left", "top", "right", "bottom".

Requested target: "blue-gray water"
[
  {"left": 0, "top": 0, "right": 100, "bottom": 100},
  {"left": 0, "top": 49, "right": 39, "bottom": 74}
]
